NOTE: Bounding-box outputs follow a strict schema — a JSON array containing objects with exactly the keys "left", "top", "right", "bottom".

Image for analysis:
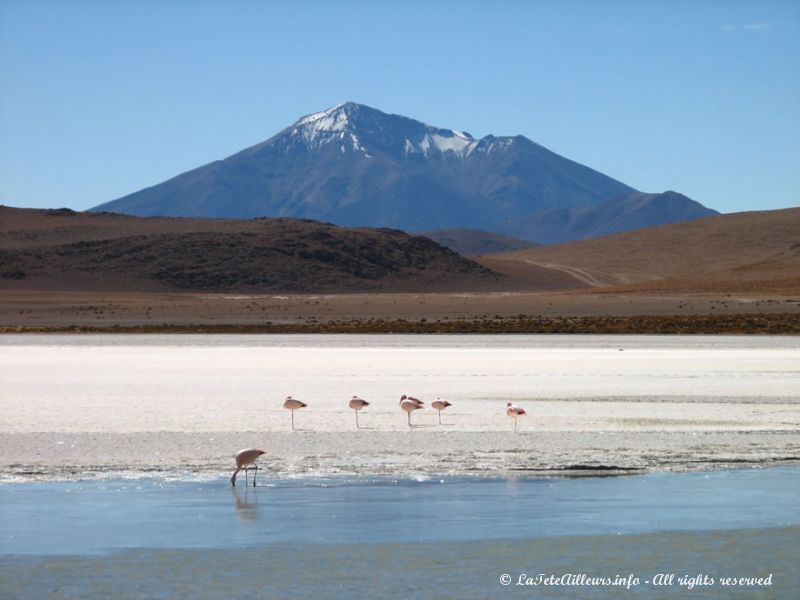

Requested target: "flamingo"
[
  {"left": 348, "top": 395, "right": 370, "bottom": 429},
  {"left": 431, "top": 398, "right": 452, "bottom": 424},
  {"left": 400, "top": 394, "right": 424, "bottom": 427},
  {"left": 283, "top": 396, "right": 307, "bottom": 430},
  {"left": 506, "top": 401, "right": 527, "bottom": 432},
  {"left": 230, "top": 448, "right": 265, "bottom": 487}
]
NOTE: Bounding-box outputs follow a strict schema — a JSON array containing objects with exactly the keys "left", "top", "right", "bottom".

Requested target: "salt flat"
[{"left": 1, "top": 334, "right": 798, "bottom": 480}]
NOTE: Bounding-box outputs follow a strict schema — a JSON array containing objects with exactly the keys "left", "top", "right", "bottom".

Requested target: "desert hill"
[
  {"left": 479, "top": 207, "right": 800, "bottom": 293},
  {"left": 3, "top": 206, "right": 797, "bottom": 296},
  {"left": 0, "top": 207, "right": 503, "bottom": 293}
]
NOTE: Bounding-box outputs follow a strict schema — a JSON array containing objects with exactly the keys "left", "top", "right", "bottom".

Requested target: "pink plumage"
[
  {"left": 283, "top": 396, "right": 307, "bottom": 430},
  {"left": 230, "top": 448, "right": 265, "bottom": 487},
  {"left": 349, "top": 395, "right": 370, "bottom": 428},
  {"left": 400, "top": 395, "right": 424, "bottom": 427},
  {"left": 506, "top": 401, "right": 527, "bottom": 431}
]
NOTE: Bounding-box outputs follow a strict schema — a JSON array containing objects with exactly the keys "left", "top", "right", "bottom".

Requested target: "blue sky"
[{"left": 1, "top": 0, "right": 798, "bottom": 213}]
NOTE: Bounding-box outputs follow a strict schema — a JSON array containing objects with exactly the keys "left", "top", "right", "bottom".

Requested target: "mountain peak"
[
  {"left": 289, "top": 102, "right": 385, "bottom": 155},
  {"left": 289, "top": 102, "right": 482, "bottom": 158},
  {"left": 294, "top": 101, "right": 368, "bottom": 128}
]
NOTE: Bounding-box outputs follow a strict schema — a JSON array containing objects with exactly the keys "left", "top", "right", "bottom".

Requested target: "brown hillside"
[
  {"left": 0, "top": 207, "right": 505, "bottom": 293},
  {"left": 479, "top": 207, "right": 800, "bottom": 293}
]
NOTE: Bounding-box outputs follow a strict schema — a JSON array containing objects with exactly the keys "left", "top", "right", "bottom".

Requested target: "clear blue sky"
[{"left": 1, "top": 0, "right": 798, "bottom": 213}]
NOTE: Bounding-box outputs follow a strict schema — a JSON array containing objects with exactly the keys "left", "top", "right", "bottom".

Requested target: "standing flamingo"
[
  {"left": 431, "top": 398, "right": 452, "bottom": 424},
  {"left": 506, "top": 401, "right": 527, "bottom": 432},
  {"left": 230, "top": 448, "right": 265, "bottom": 487},
  {"left": 348, "top": 395, "right": 370, "bottom": 429},
  {"left": 400, "top": 394, "right": 424, "bottom": 427},
  {"left": 283, "top": 396, "right": 307, "bottom": 430}
]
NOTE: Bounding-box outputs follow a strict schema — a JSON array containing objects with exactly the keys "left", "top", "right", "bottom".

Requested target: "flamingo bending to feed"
[
  {"left": 400, "top": 394, "right": 424, "bottom": 427},
  {"left": 349, "top": 395, "right": 370, "bottom": 429},
  {"left": 506, "top": 401, "right": 527, "bottom": 432},
  {"left": 431, "top": 398, "right": 452, "bottom": 424},
  {"left": 230, "top": 448, "right": 265, "bottom": 487},
  {"left": 283, "top": 396, "right": 307, "bottom": 430}
]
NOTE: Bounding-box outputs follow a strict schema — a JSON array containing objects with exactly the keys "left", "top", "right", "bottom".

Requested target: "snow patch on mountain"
[
  {"left": 292, "top": 105, "right": 371, "bottom": 153},
  {"left": 404, "top": 132, "right": 478, "bottom": 159},
  {"left": 295, "top": 103, "right": 348, "bottom": 128},
  {"left": 430, "top": 133, "right": 474, "bottom": 155},
  {"left": 475, "top": 137, "right": 515, "bottom": 155}
]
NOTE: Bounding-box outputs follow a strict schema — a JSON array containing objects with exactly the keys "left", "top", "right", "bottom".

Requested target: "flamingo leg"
[
  {"left": 291, "top": 410, "right": 295, "bottom": 431},
  {"left": 438, "top": 410, "right": 442, "bottom": 425},
  {"left": 514, "top": 418, "right": 517, "bottom": 432},
  {"left": 356, "top": 411, "right": 359, "bottom": 429},
  {"left": 230, "top": 467, "right": 241, "bottom": 487},
  {"left": 407, "top": 411, "right": 411, "bottom": 427},
  {"left": 253, "top": 465, "right": 258, "bottom": 487}
]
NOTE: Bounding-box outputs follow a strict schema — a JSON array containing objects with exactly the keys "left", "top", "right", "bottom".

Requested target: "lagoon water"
[
  {"left": 1, "top": 468, "right": 799, "bottom": 598},
  {"left": 4, "top": 467, "right": 799, "bottom": 555}
]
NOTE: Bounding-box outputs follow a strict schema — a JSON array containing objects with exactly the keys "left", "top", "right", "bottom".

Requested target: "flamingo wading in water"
[
  {"left": 230, "top": 448, "right": 265, "bottom": 487},
  {"left": 431, "top": 398, "right": 452, "bottom": 424},
  {"left": 506, "top": 401, "right": 527, "bottom": 432},
  {"left": 400, "top": 395, "right": 424, "bottom": 427},
  {"left": 349, "top": 395, "right": 370, "bottom": 429},
  {"left": 283, "top": 396, "right": 307, "bottom": 430}
]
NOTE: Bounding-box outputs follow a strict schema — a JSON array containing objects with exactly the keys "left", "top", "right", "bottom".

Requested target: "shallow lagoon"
[
  {"left": 3, "top": 467, "right": 799, "bottom": 555},
  {"left": 1, "top": 467, "right": 798, "bottom": 598}
]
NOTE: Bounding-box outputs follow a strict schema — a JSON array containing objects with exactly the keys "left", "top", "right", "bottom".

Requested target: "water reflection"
[
  {"left": 504, "top": 476, "right": 522, "bottom": 496},
  {"left": 2, "top": 467, "right": 799, "bottom": 557},
  {"left": 231, "top": 486, "right": 260, "bottom": 521}
]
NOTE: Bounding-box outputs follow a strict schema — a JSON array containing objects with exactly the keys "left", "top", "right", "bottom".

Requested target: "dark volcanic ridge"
[{"left": 0, "top": 207, "right": 502, "bottom": 293}]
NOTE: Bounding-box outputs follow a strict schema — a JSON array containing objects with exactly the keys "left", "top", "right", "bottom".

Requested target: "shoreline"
[
  {"left": 3, "top": 430, "right": 798, "bottom": 483},
  {"left": 4, "top": 461, "right": 799, "bottom": 484},
  {"left": 3, "top": 312, "right": 800, "bottom": 334},
  {"left": 3, "top": 460, "right": 799, "bottom": 484}
]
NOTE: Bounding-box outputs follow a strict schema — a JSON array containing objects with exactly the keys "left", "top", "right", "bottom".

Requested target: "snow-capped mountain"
[{"left": 92, "top": 102, "right": 716, "bottom": 242}]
